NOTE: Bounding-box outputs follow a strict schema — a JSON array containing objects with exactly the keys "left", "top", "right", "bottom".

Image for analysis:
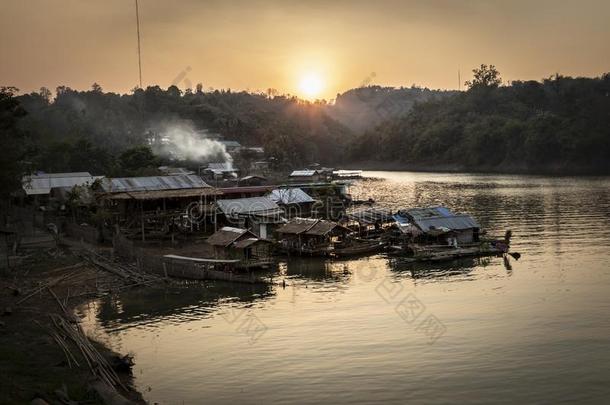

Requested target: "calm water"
[{"left": 79, "top": 171, "right": 610, "bottom": 404}]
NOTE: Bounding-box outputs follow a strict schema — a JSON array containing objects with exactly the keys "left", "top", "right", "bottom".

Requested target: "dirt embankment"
[{"left": 0, "top": 245, "right": 148, "bottom": 405}]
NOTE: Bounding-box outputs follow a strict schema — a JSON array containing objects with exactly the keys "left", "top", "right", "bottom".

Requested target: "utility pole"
[{"left": 135, "top": 0, "right": 143, "bottom": 88}]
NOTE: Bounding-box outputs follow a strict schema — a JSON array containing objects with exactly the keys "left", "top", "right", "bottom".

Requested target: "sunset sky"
[{"left": 2, "top": 0, "right": 609, "bottom": 100}]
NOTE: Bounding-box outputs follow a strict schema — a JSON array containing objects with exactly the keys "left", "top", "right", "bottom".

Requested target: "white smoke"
[{"left": 153, "top": 122, "right": 232, "bottom": 163}]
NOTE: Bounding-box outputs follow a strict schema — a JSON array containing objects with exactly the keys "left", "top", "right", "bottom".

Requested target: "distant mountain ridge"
[{"left": 327, "top": 86, "right": 456, "bottom": 133}]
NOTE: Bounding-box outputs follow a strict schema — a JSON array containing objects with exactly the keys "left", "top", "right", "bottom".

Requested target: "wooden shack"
[
  {"left": 396, "top": 207, "right": 480, "bottom": 245},
  {"left": 206, "top": 226, "right": 273, "bottom": 269},
  {"left": 95, "top": 174, "right": 221, "bottom": 241},
  {"left": 345, "top": 207, "right": 394, "bottom": 237},
  {"left": 275, "top": 218, "right": 351, "bottom": 256}
]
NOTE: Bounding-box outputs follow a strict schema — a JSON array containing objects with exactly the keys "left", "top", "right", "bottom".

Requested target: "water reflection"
[
  {"left": 90, "top": 281, "right": 274, "bottom": 331},
  {"left": 79, "top": 171, "right": 610, "bottom": 405}
]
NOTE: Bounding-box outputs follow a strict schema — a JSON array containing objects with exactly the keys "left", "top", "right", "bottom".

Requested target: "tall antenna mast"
[
  {"left": 458, "top": 69, "right": 461, "bottom": 91},
  {"left": 135, "top": 0, "right": 143, "bottom": 88}
]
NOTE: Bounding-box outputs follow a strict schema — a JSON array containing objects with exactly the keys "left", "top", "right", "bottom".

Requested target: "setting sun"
[{"left": 299, "top": 73, "right": 324, "bottom": 99}]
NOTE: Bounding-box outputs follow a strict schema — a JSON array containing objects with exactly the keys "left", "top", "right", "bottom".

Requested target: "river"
[{"left": 79, "top": 171, "right": 610, "bottom": 404}]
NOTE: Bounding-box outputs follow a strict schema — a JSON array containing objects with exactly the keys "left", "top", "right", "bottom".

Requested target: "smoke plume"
[{"left": 153, "top": 121, "right": 232, "bottom": 163}]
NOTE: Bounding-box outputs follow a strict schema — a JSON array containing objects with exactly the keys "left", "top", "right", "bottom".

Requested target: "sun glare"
[{"left": 299, "top": 73, "right": 324, "bottom": 99}]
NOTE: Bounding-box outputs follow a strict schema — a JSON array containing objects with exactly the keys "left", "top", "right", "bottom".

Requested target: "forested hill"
[
  {"left": 3, "top": 66, "right": 610, "bottom": 198},
  {"left": 348, "top": 69, "right": 610, "bottom": 174},
  {"left": 327, "top": 86, "right": 455, "bottom": 133},
  {"left": 14, "top": 86, "right": 353, "bottom": 174}
]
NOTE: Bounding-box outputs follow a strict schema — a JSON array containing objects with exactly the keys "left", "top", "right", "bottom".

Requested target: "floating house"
[
  {"left": 395, "top": 206, "right": 480, "bottom": 245},
  {"left": 215, "top": 197, "right": 284, "bottom": 239},
  {"left": 206, "top": 226, "right": 273, "bottom": 269},
  {"left": 275, "top": 218, "right": 351, "bottom": 256},
  {"left": 267, "top": 188, "right": 316, "bottom": 218},
  {"left": 345, "top": 207, "right": 394, "bottom": 235}
]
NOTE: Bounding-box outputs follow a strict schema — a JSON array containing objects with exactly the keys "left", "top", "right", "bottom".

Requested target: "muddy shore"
[{"left": 0, "top": 244, "right": 149, "bottom": 404}]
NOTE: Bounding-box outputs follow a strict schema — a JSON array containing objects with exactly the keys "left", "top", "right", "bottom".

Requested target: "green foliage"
[
  {"left": 119, "top": 145, "right": 159, "bottom": 176},
  {"left": 465, "top": 64, "right": 502, "bottom": 89},
  {"left": 349, "top": 72, "right": 610, "bottom": 174},
  {"left": 15, "top": 85, "right": 355, "bottom": 174},
  {"left": 0, "top": 86, "right": 28, "bottom": 198}
]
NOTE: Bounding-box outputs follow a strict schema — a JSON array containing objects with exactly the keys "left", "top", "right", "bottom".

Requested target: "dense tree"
[
  {"left": 349, "top": 70, "right": 610, "bottom": 174},
  {"left": 118, "top": 146, "right": 159, "bottom": 176},
  {"left": 465, "top": 64, "right": 502, "bottom": 89},
  {"left": 8, "top": 69, "right": 610, "bottom": 178},
  {"left": 0, "top": 87, "right": 28, "bottom": 199}
]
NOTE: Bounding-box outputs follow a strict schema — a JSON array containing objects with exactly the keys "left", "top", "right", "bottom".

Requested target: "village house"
[
  {"left": 395, "top": 206, "right": 480, "bottom": 246},
  {"left": 345, "top": 207, "right": 394, "bottom": 236},
  {"left": 21, "top": 172, "right": 103, "bottom": 206},
  {"left": 215, "top": 196, "right": 284, "bottom": 239},
  {"left": 267, "top": 188, "right": 316, "bottom": 218},
  {"left": 204, "top": 162, "right": 239, "bottom": 180},
  {"left": 275, "top": 217, "right": 351, "bottom": 256},
  {"left": 288, "top": 169, "right": 326, "bottom": 183},
  {"left": 205, "top": 226, "right": 273, "bottom": 269},
  {"left": 95, "top": 174, "right": 221, "bottom": 241}
]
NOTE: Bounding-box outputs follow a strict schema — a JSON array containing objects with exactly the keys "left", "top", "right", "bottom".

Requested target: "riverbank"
[{"left": 0, "top": 246, "right": 147, "bottom": 404}]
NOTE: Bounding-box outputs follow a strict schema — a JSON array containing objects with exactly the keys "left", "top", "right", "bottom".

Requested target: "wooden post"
[{"left": 140, "top": 201, "right": 145, "bottom": 242}]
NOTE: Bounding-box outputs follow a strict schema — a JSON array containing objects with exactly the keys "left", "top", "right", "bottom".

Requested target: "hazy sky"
[{"left": 2, "top": 0, "right": 609, "bottom": 99}]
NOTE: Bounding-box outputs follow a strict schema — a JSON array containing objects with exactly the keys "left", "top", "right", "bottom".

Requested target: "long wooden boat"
[
  {"left": 162, "top": 255, "right": 270, "bottom": 284},
  {"left": 334, "top": 239, "right": 386, "bottom": 257},
  {"left": 387, "top": 240, "right": 507, "bottom": 262}
]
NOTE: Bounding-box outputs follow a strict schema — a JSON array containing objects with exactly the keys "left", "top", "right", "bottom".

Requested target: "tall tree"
[
  {"left": 0, "top": 87, "right": 28, "bottom": 199},
  {"left": 465, "top": 64, "right": 502, "bottom": 89}
]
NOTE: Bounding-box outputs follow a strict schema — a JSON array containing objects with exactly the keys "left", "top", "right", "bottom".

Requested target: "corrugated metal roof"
[
  {"left": 100, "top": 175, "right": 210, "bottom": 193},
  {"left": 216, "top": 197, "right": 282, "bottom": 217},
  {"left": 207, "top": 162, "right": 236, "bottom": 172},
  {"left": 348, "top": 208, "right": 393, "bottom": 225},
  {"left": 103, "top": 188, "right": 220, "bottom": 200},
  {"left": 332, "top": 170, "right": 363, "bottom": 178},
  {"left": 23, "top": 172, "right": 102, "bottom": 195},
  {"left": 276, "top": 218, "right": 318, "bottom": 234},
  {"left": 267, "top": 188, "right": 315, "bottom": 205},
  {"left": 276, "top": 218, "right": 349, "bottom": 236},
  {"left": 289, "top": 170, "right": 318, "bottom": 177},
  {"left": 206, "top": 226, "right": 252, "bottom": 247},
  {"left": 233, "top": 238, "right": 270, "bottom": 249},
  {"left": 306, "top": 220, "right": 342, "bottom": 236},
  {"left": 158, "top": 166, "right": 195, "bottom": 176},
  {"left": 412, "top": 215, "right": 479, "bottom": 231},
  {"left": 404, "top": 207, "right": 479, "bottom": 231}
]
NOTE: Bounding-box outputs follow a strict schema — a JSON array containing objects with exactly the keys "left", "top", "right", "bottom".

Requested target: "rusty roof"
[
  {"left": 233, "top": 238, "right": 271, "bottom": 249},
  {"left": 103, "top": 187, "right": 221, "bottom": 200},
  {"left": 100, "top": 174, "right": 211, "bottom": 193},
  {"left": 306, "top": 220, "right": 350, "bottom": 236},
  {"left": 216, "top": 197, "right": 282, "bottom": 218},
  {"left": 275, "top": 218, "right": 319, "bottom": 234},
  {"left": 206, "top": 227, "right": 254, "bottom": 247},
  {"left": 276, "top": 218, "right": 350, "bottom": 236}
]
